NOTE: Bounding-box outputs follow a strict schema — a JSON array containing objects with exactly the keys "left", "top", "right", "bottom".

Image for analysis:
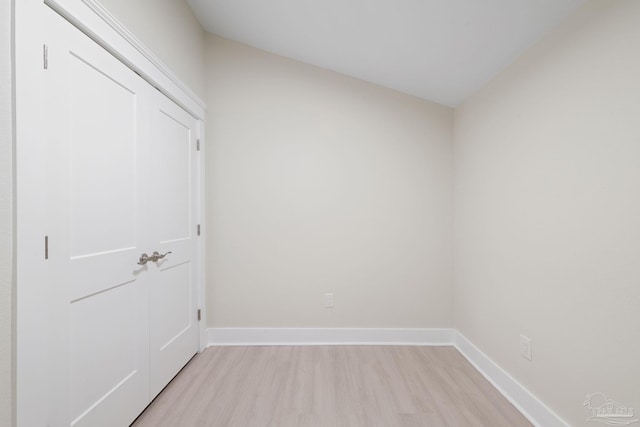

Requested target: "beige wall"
[
  {"left": 98, "top": 0, "right": 206, "bottom": 98},
  {"left": 0, "top": 0, "right": 13, "bottom": 424},
  {"left": 453, "top": 1, "right": 640, "bottom": 425},
  {"left": 205, "top": 35, "right": 454, "bottom": 328},
  {"left": 7, "top": 1, "right": 637, "bottom": 425}
]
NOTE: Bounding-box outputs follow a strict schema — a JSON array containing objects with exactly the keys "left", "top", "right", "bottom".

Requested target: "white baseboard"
[
  {"left": 207, "top": 327, "right": 569, "bottom": 427},
  {"left": 453, "top": 332, "right": 569, "bottom": 427},
  {"left": 207, "top": 327, "right": 455, "bottom": 346}
]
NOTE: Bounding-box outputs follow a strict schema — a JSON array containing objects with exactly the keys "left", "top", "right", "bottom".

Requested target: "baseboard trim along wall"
[
  {"left": 453, "top": 332, "right": 569, "bottom": 427},
  {"left": 207, "top": 328, "right": 569, "bottom": 427},
  {"left": 207, "top": 328, "right": 455, "bottom": 346}
]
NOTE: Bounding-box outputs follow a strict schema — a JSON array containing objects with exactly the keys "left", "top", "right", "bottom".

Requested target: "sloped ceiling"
[{"left": 187, "top": 0, "right": 585, "bottom": 106}]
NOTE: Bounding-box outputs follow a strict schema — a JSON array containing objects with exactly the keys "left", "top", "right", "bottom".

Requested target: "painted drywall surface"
[
  {"left": 205, "top": 35, "right": 454, "bottom": 328},
  {"left": 0, "top": 0, "right": 13, "bottom": 424},
  {"left": 97, "top": 0, "right": 206, "bottom": 98},
  {"left": 453, "top": 1, "right": 640, "bottom": 425}
]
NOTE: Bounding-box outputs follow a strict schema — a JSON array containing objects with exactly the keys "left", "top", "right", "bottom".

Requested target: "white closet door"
[
  {"left": 45, "top": 10, "right": 152, "bottom": 427},
  {"left": 147, "top": 92, "right": 199, "bottom": 397},
  {"left": 44, "top": 7, "right": 200, "bottom": 426}
]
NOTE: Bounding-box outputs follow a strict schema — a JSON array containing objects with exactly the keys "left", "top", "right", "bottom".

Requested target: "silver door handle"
[
  {"left": 137, "top": 253, "right": 151, "bottom": 265},
  {"left": 152, "top": 251, "right": 172, "bottom": 261},
  {"left": 137, "top": 251, "right": 172, "bottom": 265}
]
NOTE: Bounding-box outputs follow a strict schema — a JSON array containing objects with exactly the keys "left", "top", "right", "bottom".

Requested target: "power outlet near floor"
[
  {"left": 324, "top": 293, "right": 334, "bottom": 308},
  {"left": 519, "top": 334, "right": 532, "bottom": 361}
]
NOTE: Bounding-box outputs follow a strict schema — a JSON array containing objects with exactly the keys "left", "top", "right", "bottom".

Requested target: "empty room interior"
[{"left": 2, "top": 0, "right": 639, "bottom": 426}]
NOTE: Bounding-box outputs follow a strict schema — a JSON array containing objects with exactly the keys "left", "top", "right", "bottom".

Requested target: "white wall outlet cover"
[
  {"left": 324, "top": 293, "right": 334, "bottom": 308},
  {"left": 520, "top": 334, "right": 532, "bottom": 361}
]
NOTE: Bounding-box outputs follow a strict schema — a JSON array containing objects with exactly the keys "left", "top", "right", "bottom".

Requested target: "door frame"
[{"left": 14, "top": 1, "right": 207, "bottom": 425}]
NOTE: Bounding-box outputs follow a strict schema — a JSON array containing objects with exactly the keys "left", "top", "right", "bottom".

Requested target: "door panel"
[
  {"left": 150, "top": 261, "right": 194, "bottom": 393},
  {"left": 148, "top": 93, "right": 199, "bottom": 397},
  {"left": 154, "top": 263, "right": 192, "bottom": 349},
  {"left": 153, "top": 109, "right": 192, "bottom": 243},
  {"left": 46, "top": 10, "right": 151, "bottom": 427},
  {"left": 70, "top": 282, "right": 140, "bottom": 426},
  {"left": 69, "top": 54, "right": 137, "bottom": 258}
]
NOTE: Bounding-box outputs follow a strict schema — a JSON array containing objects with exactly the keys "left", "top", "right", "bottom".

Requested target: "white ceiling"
[{"left": 187, "top": 0, "right": 585, "bottom": 107}]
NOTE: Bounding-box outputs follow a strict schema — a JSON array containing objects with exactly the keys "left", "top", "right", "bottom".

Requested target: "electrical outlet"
[
  {"left": 520, "top": 334, "right": 532, "bottom": 361},
  {"left": 324, "top": 293, "right": 334, "bottom": 308}
]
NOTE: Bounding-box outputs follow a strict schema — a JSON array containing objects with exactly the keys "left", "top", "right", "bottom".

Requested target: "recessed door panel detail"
[
  {"left": 153, "top": 110, "right": 191, "bottom": 243},
  {"left": 70, "top": 282, "right": 142, "bottom": 426},
  {"left": 152, "top": 262, "right": 192, "bottom": 350},
  {"left": 70, "top": 251, "right": 140, "bottom": 303},
  {"left": 150, "top": 258, "right": 197, "bottom": 397},
  {"left": 69, "top": 55, "right": 137, "bottom": 258}
]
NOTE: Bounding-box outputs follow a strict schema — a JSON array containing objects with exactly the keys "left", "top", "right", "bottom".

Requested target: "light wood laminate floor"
[{"left": 132, "top": 346, "right": 532, "bottom": 427}]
